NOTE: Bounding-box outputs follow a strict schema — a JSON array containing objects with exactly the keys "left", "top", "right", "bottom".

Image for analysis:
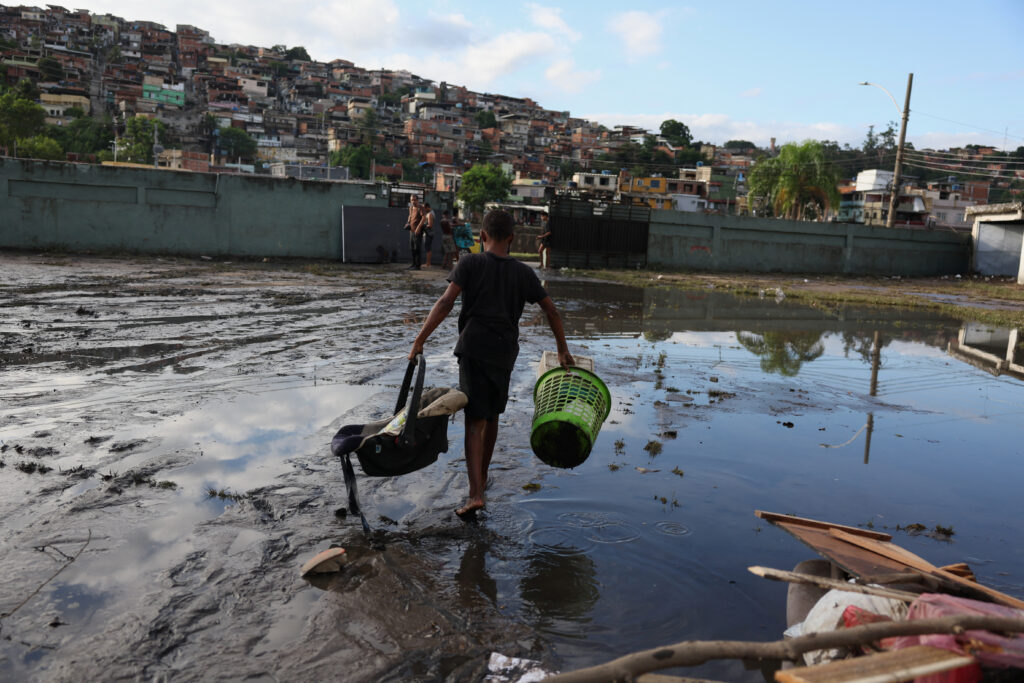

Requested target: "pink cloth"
[{"left": 888, "top": 592, "right": 1024, "bottom": 681}]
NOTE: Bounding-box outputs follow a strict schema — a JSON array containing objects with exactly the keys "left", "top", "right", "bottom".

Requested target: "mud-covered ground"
[
  {"left": 2, "top": 252, "right": 1023, "bottom": 682},
  {"left": 1, "top": 253, "right": 564, "bottom": 681}
]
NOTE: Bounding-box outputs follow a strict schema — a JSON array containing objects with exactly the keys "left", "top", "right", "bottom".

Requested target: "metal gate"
[{"left": 548, "top": 198, "right": 650, "bottom": 269}]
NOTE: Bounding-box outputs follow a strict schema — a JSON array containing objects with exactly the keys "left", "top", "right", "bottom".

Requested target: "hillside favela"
[{"left": 2, "top": 3, "right": 1024, "bottom": 683}]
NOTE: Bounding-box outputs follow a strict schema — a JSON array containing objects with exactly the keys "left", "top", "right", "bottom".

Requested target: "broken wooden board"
[
  {"left": 755, "top": 511, "right": 927, "bottom": 586},
  {"left": 774, "top": 645, "right": 975, "bottom": 683},
  {"left": 830, "top": 528, "right": 1024, "bottom": 610}
]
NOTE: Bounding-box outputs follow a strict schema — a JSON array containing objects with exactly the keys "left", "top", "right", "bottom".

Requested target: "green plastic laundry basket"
[{"left": 530, "top": 367, "right": 611, "bottom": 468}]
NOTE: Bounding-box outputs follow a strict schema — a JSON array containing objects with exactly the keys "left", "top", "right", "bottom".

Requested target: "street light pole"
[{"left": 860, "top": 74, "right": 913, "bottom": 228}]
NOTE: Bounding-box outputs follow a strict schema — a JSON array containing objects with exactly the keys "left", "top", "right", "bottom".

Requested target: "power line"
[
  {"left": 912, "top": 148, "right": 1024, "bottom": 161},
  {"left": 912, "top": 110, "right": 1024, "bottom": 142},
  {"left": 902, "top": 160, "right": 1019, "bottom": 181},
  {"left": 903, "top": 152, "right": 1024, "bottom": 170}
]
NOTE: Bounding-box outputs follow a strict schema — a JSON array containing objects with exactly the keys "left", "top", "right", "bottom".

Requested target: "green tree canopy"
[
  {"left": 38, "top": 57, "right": 64, "bottom": 81},
  {"left": 660, "top": 119, "right": 691, "bottom": 147},
  {"left": 121, "top": 116, "right": 168, "bottom": 163},
  {"left": 17, "top": 134, "right": 63, "bottom": 160},
  {"left": 475, "top": 110, "right": 497, "bottom": 129},
  {"left": 331, "top": 143, "right": 374, "bottom": 179},
  {"left": 0, "top": 90, "right": 47, "bottom": 149},
  {"left": 724, "top": 139, "right": 756, "bottom": 150},
  {"left": 14, "top": 78, "right": 40, "bottom": 101},
  {"left": 284, "top": 46, "right": 311, "bottom": 61},
  {"left": 457, "top": 163, "right": 511, "bottom": 215},
  {"left": 46, "top": 114, "right": 114, "bottom": 156},
  {"left": 746, "top": 140, "right": 840, "bottom": 220},
  {"left": 218, "top": 126, "right": 257, "bottom": 161}
]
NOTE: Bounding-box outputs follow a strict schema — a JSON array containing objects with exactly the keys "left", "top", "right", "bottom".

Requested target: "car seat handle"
[{"left": 399, "top": 354, "right": 425, "bottom": 449}]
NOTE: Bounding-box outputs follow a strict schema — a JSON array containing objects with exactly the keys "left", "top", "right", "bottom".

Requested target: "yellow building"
[
  {"left": 618, "top": 173, "right": 673, "bottom": 209},
  {"left": 40, "top": 93, "right": 91, "bottom": 124}
]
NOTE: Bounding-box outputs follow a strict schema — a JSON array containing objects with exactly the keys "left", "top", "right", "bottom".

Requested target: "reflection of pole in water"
[
  {"left": 865, "top": 332, "right": 880, "bottom": 464},
  {"left": 869, "top": 331, "right": 881, "bottom": 397},
  {"left": 864, "top": 413, "right": 874, "bottom": 465}
]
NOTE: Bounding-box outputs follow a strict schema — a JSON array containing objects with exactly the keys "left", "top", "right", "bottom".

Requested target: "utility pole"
[{"left": 886, "top": 73, "right": 913, "bottom": 228}]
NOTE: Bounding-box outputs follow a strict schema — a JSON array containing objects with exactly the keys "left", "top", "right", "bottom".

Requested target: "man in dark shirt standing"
[{"left": 409, "top": 210, "right": 574, "bottom": 518}]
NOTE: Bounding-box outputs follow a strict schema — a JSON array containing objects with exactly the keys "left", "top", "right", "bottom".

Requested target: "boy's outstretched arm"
[
  {"left": 538, "top": 296, "right": 575, "bottom": 368},
  {"left": 409, "top": 282, "right": 462, "bottom": 359}
]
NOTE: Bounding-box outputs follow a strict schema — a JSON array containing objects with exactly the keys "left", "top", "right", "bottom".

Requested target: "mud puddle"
[{"left": 2, "top": 253, "right": 1023, "bottom": 681}]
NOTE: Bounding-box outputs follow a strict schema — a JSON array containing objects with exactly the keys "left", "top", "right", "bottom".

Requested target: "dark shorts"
[
  {"left": 459, "top": 356, "right": 512, "bottom": 420},
  {"left": 425, "top": 232, "right": 434, "bottom": 251}
]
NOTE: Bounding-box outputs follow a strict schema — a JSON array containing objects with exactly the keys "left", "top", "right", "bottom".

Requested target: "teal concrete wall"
[
  {"left": 1, "top": 158, "right": 449, "bottom": 259},
  {"left": 648, "top": 211, "right": 970, "bottom": 275}
]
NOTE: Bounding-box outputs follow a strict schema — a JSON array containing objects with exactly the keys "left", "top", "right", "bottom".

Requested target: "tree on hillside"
[
  {"left": 14, "top": 78, "right": 40, "bottom": 101},
  {"left": 331, "top": 143, "right": 374, "bottom": 179},
  {"left": 724, "top": 139, "right": 756, "bottom": 150},
  {"left": 746, "top": 140, "right": 840, "bottom": 220},
  {"left": 475, "top": 110, "right": 497, "bottom": 129},
  {"left": 0, "top": 90, "right": 47, "bottom": 150},
  {"left": 38, "top": 57, "right": 64, "bottom": 82},
  {"left": 218, "top": 126, "right": 257, "bottom": 161},
  {"left": 660, "top": 119, "right": 691, "bottom": 147},
  {"left": 17, "top": 134, "right": 63, "bottom": 160},
  {"left": 284, "top": 46, "right": 311, "bottom": 62},
  {"left": 46, "top": 113, "right": 114, "bottom": 156},
  {"left": 121, "top": 116, "right": 168, "bottom": 163},
  {"left": 458, "top": 163, "right": 511, "bottom": 216}
]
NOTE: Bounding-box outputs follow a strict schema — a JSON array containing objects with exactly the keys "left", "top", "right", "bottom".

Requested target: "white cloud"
[
  {"left": 527, "top": 3, "right": 581, "bottom": 42},
  {"left": 740, "top": 87, "right": 763, "bottom": 98},
  {"left": 607, "top": 11, "right": 663, "bottom": 60},
  {"left": 381, "top": 30, "right": 558, "bottom": 90},
  {"left": 460, "top": 30, "right": 559, "bottom": 85},
  {"left": 545, "top": 59, "right": 601, "bottom": 94}
]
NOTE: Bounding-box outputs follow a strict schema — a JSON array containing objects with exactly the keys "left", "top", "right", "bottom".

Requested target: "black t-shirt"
[{"left": 448, "top": 252, "right": 548, "bottom": 369}]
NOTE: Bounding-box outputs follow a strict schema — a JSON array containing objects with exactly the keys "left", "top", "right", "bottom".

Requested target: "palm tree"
[{"left": 747, "top": 140, "right": 840, "bottom": 220}]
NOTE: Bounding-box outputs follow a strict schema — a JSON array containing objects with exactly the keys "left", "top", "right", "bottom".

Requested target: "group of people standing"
[{"left": 406, "top": 195, "right": 461, "bottom": 271}]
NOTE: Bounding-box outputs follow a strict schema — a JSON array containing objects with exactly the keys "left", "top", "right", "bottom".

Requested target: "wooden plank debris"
[
  {"left": 755, "top": 511, "right": 893, "bottom": 541},
  {"left": 748, "top": 566, "right": 920, "bottom": 603},
  {"left": 829, "top": 528, "right": 1024, "bottom": 610},
  {"left": 774, "top": 645, "right": 975, "bottom": 683}
]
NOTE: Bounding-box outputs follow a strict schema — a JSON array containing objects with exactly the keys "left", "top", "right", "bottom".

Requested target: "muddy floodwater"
[{"left": 1, "top": 252, "right": 1022, "bottom": 681}]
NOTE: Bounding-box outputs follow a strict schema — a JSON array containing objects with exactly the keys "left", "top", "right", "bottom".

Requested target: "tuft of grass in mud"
[
  {"left": 671, "top": 466, "right": 684, "bottom": 477},
  {"left": 613, "top": 439, "right": 625, "bottom": 455},
  {"left": 206, "top": 486, "right": 246, "bottom": 501},
  {"left": 15, "top": 461, "right": 53, "bottom": 474},
  {"left": 522, "top": 482, "right": 542, "bottom": 492},
  {"left": 302, "top": 262, "right": 344, "bottom": 277},
  {"left": 644, "top": 440, "right": 663, "bottom": 456}
]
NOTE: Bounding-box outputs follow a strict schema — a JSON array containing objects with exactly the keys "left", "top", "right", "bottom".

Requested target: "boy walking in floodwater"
[{"left": 409, "top": 210, "right": 574, "bottom": 517}]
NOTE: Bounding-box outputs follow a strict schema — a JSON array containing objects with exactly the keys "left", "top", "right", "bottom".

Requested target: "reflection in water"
[
  {"left": 456, "top": 539, "right": 498, "bottom": 608},
  {"left": 949, "top": 323, "right": 1024, "bottom": 381},
  {"left": 519, "top": 546, "right": 599, "bottom": 626},
  {"left": 735, "top": 331, "right": 825, "bottom": 377}
]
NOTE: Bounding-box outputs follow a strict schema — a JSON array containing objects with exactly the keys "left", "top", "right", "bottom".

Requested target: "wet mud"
[{"left": 2, "top": 252, "right": 1023, "bottom": 681}]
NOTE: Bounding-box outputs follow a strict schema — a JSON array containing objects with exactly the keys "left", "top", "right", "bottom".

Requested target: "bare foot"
[{"left": 455, "top": 498, "right": 485, "bottom": 519}]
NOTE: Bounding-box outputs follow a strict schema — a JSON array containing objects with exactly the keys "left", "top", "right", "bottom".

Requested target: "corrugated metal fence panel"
[{"left": 549, "top": 199, "right": 650, "bottom": 269}]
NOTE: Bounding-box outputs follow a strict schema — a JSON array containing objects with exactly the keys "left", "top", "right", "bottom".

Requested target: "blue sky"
[{"left": 78, "top": 0, "right": 1024, "bottom": 150}]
